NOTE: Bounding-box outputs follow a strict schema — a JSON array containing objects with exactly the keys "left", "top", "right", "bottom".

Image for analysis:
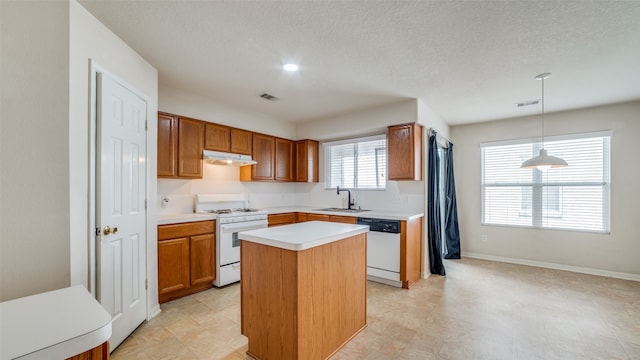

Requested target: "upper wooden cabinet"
[
  {"left": 158, "top": 113, "right": 203, "bottom": 179},
  {"left": 157, "top": 112, "right": 178, "bottom": 177},
  {"left": 388, "top": 123, "right": 423, "bottom": 181},
  {"left": 241, "top": 133, "right": 275, "bottom": 181},
  {"left": 275, "top": 138, "right": 295, "bottom": 182},
  {"left": 295, "top": 140, "right": 319, "bottom": 183},
  {"left": 204, "top": 123, "right": 230, "bottom": 152},
  {"left": 230, "top": 128, "right": 252, "bottom": 155},
  {"left": 177, "top": 117, "right": 204, "bottom": 178},
  {"left": 205, "top": 124, "right": 252, "bottom": 155}
]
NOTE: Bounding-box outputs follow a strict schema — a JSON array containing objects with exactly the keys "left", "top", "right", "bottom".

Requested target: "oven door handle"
[{"left": 219, "top": 220, "right": 268, "bottom": 232}]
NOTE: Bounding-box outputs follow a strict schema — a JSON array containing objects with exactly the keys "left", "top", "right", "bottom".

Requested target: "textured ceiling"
[{"left": 79, "top": 1, "right": 640, "bottom": 125}]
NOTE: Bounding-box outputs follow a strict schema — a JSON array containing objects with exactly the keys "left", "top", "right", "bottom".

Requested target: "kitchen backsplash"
[{"left": 158, "top": 162, "right": 425, "bottom": 214}]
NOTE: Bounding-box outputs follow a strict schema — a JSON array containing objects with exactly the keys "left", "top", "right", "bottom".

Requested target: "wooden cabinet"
[
  {"left": 400, "top": 217, "right": 423, "bottom": 289},
  {"left": 66, "top": 341, "right": 109, "bottom": 360},
  {"left": 204, "top": 123, "right": 230, "bottom": 152},
  {"left": 157, "top": 112, "right": 177, "bottom": 177},
  {"left": 330, "top": 215, "right": 357, "bottom": 224},
  {"left": 275, "top": 138, "right": 295, "bottom": 181},
  {"left": 177, "top": 117, "right": 204, "bottom": 178},
  {"left": 307, "top": 213, "right": 330, "bottom": 222},
  {"left": 190, "top": 233, "right": 215, "bottom": 286},
  {"left": 157, "top": 112, "right": 204, "bottom": 179},
  {"left": 268, "top": 213, "right": 296, "bottom": 227},
  {"left": 295, "top": 212, "right": 308, "bottom": 223},
  {"left": 230, "top": 128, "right": 252, "bottom": 155},
  {"left": 241, "top": 133, "right": 275, "bottom": 181},
  {"left": 158, "top": 220, "right": 215, "bottom": 303},
  {"left": 295, "top": 139, "right": 319, "bottom": 182},
  {"left": 388, "top": 123, "right": 423, "bottom": 181},
  {"left": 158, "top": 237, "right": 190, "bottom": 296},
  {"left": 205, "top": 124, "right": 253, "bottom": 155}
]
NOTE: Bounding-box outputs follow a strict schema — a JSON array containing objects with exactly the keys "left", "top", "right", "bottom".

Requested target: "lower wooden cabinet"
[
  {"left": 268, "top": 213, "right": 296, "bottom": 227},
  {"left": 158, "top": 220, "right": 216, "bottom": 303},
  {"left": 65, "top": 341, "right": 109, "bottom": 360}
]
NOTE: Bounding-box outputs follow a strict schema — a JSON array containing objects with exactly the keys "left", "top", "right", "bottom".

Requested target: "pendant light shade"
[
  {"left": 520, "top": 148, "right": 568, "bottom": 170},
  {"left": 521, "top": 73, "right": 568, "bottom": 170}
]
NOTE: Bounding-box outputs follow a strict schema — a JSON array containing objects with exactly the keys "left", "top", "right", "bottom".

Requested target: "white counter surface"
[
  {"left": 157, "top": 212, "right": 215, "bottom": 225},
  {"left": 0, "top": 285, "right": 112, "bottom": 360},
  {"left": 239, "top": 221, "right": 369, "bottom": 251},
  {"left": 157, "top": 207, "right": 423, "bottom": 225},
  {"left": 265, "top": 206, "right": 424, "bottom": 221}
]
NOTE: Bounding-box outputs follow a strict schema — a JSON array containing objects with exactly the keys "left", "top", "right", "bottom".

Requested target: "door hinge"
[
  {"left": 95, "top": 227, "right": 101, "bottom": 236},
  {"left": 145, "top": 120, "right": 148, "bottom": 131},
  {"left": 145, "top": 279, "right": 148, "bottom": 290},
  {"left": 144, "top": 200, "right": 147, "bottom": 210}
]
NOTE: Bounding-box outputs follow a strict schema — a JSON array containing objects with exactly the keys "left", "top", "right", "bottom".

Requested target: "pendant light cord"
[{"left": 541, "top": 76, "right": 545, "bottom": 148}]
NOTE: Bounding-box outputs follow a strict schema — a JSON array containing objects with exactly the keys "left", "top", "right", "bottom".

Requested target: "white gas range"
[{"left": 195, "top": 194, "right": 268, "bottom": 287}]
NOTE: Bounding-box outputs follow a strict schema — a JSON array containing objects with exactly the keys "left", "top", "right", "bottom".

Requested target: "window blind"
[
  {"left": 481, "top": 131, "right": 611, "bottom": 233},
  {"left": 325, "top": 135, "right": 387, "bottom": 190}
]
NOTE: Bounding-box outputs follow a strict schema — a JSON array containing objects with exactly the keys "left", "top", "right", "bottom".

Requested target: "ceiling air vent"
[
  {"left": 516, "top": 99, "right": 539, "bottom": 107},
  {"left": 259, "top": 93, "right": 279, "bottom": 101}
]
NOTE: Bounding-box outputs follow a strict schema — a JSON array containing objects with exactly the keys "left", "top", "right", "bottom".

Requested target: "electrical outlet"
[
  {"left": 481, "top": 234, "right": 487, "bottom": 243},
  {"left": 391, "top": 195, "right": 401, "bottom": 204},
  {"left": 402, "top": 195, "right": 409, "bottom": 204}
]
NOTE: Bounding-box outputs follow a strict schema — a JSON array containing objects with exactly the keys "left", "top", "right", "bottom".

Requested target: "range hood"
[{"left": 203, "top": 150, "right": 257, "bottom": 166}]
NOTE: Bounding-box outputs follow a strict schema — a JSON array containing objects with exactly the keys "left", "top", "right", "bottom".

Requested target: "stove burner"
[{"left": 232, "top": 208, "right": 260, "bottom": 213}]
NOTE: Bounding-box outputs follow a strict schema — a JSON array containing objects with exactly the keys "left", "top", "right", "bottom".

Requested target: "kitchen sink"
[{"left": 314, "top": 207, "right": 370, "bottom": 213}]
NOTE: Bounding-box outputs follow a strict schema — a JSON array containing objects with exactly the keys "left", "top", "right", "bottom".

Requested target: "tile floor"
[{"left": 112, "top": 258, "right": 640, "bottom": 359}]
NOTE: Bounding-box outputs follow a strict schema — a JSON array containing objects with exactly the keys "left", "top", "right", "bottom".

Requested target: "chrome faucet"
[{"left": 337, "top": 186, "right": 354, "bottom": 210}]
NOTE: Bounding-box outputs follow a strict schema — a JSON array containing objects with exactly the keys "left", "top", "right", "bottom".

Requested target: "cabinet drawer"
[
  {"left": 158, "top": 220, "right": 215, "bottom": 240},
  {"left": 268, "top": 213, "right": 296, "bottom": 227},
  {"left": 330, "top": 215, "right": 357, "bottom": 224}
]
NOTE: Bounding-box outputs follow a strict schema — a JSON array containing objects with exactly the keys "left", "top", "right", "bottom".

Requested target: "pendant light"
[{"left": 521, "top": 73, "right": 568, "bottom": 170}]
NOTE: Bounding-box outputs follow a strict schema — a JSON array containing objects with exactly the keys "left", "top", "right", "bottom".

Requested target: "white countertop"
[
  {"left": 0, "top": 285, "right": 112, "bottom": 360},
  {"left": 239, "top": 221, "right": 369, "bottom": 251},
  {"left": 157, "top": 207, "right": 423, "bottom": 225},
  {"left": 265, "top": 206, "right": 424, "bottom": 221},
  {"left": 157, "top": 212, "right": 216, "bottom": 225}
]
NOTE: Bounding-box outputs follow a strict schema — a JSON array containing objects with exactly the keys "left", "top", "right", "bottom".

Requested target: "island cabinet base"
[{"left": 241, "top": 233, "right": 367, "bottom": 360}]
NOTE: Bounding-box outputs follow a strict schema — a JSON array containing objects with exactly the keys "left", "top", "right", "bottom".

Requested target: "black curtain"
[
  {"left": 443, "top": 145, "right": 461, "bottom": 259},
  {"left": 427, "top": 131, "right": 446, "bottom": 275}
]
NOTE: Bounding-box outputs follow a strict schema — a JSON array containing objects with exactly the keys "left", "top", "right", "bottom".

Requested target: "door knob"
[{"left": 103, "top": 226, "right": 111, "bottom": 235}]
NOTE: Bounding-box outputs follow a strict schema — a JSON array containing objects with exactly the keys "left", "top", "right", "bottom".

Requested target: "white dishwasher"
[{"left": 358, "top": 217, "right": 402, "bottom": 288}]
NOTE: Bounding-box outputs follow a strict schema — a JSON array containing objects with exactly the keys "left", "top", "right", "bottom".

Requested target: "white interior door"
[{"left": 96, "top": 72, "right": 147, "bottom": 350}]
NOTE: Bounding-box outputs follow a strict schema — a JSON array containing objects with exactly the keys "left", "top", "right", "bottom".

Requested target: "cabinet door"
[
  {"left": 158, "top": 237, "right": 190, "bottom": 295},
  {"left": 157, "top": 113, "right": 177, "bottom": 177},
  {"left": 190, "top": 233, "right": 216, "bottom": 286},
  {"left": 177, "top": 117, "right": 204, "bottom": 178},
  {"left": 231, "top": 128, "right": 252, "bottom": 155},
  {"left": 268, "top": 213, "right": 296, "bottom": 227},
  {"left": 296, "top": 212, "right": 308, "bottom": 223},
  {"left": 204, "top": 123, "right": 230, "bottom": 152},
  {"left": 275, "top": 138, "right": 294, "bottom": 181},
  {"left": 248, "top": 133, "right": 275, "bottom": 180},
  {"left": 295, "top": 140, "right": 319, "bottom": 182},
  {"left": 307, "top": 213, "right": 330, "bottom": 222},
  {"left": 388, "top": 123, "right": 422, "bottom": 181},
  {"left": 330, "top": 215, "right": 357, "bottom": 224}
]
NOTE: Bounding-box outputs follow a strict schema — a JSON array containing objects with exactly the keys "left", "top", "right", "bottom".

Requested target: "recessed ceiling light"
[{"left": 283, "top": 63, "right": 299, "bottom": 72}]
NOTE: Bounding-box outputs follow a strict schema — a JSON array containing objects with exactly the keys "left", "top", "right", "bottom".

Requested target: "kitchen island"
[{"left": 239, "top": 221, "right": 369, "bottom": 360}]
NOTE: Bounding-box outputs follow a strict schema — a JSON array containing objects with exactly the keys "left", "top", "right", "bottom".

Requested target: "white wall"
[
  {"left": 451, "top": 101, "right": 640, "bottom": 277},
  {"left": 1, "top": 1, "right": 71, "bottom": 301},
  {"left": 159, "top": 84, "right": 297, "bottom": 139},
  {"left": 69, "top": 0, "right": 159, "bottom": 315}
]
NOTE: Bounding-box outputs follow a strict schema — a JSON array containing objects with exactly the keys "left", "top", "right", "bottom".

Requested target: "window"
[
  {"left": 481, "top": 131, "right": 611, "bottom": 233},
  {"left": 325, "top": 135, "right": 387, "bottom": 190}
]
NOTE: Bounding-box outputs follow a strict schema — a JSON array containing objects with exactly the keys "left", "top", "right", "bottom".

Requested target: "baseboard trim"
[
  {"left": 148, "top": 304, "right": 161, "bottom": 320},
  {"left": 462, "top": 252, "right": 640, "bottom": 282}
]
